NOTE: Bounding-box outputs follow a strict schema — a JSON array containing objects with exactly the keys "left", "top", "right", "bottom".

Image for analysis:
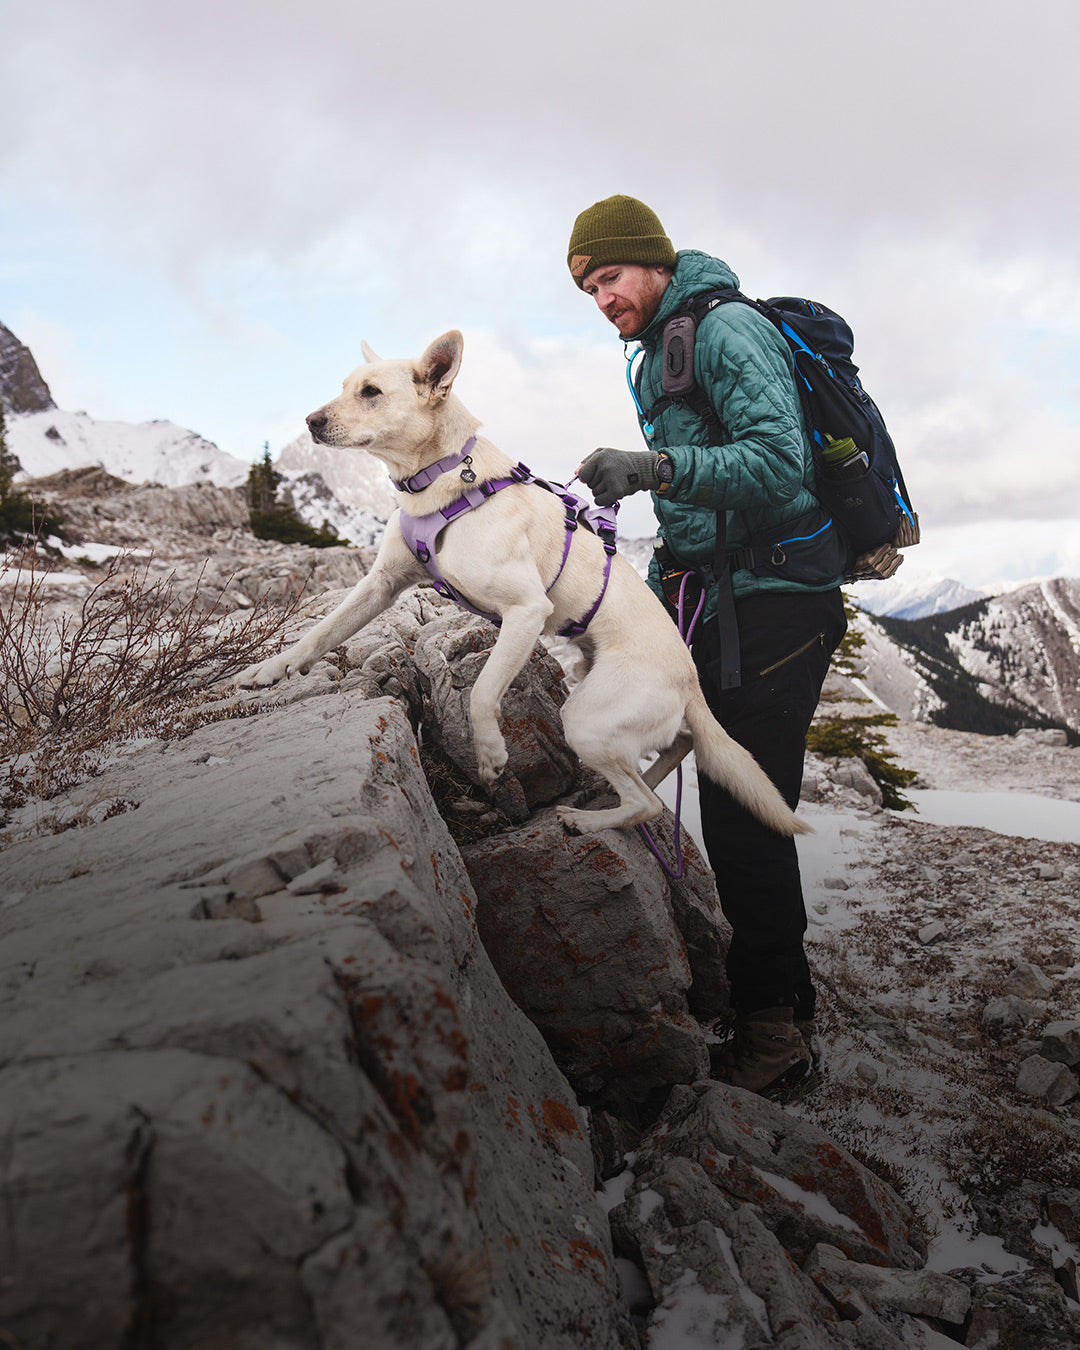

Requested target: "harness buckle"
[
  {"left": 416, "top": 542, "right": 431, "bottom": 564},
  {"left": 510, "top": 463, "right": 530, "bottom": 482}
]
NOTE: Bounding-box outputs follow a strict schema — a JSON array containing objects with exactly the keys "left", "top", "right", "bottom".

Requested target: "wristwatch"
[{"left": 656, "top": 453, "right": 674, "bottom": 492}]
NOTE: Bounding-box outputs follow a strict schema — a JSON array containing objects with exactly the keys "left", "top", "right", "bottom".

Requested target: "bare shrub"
[{"left": 0, "top": 547, "right": 307, "bottom": 836}]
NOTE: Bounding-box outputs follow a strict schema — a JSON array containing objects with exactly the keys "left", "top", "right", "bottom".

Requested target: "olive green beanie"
[{"left": 567, "top": 195, "right": 676, "bottom": 287}]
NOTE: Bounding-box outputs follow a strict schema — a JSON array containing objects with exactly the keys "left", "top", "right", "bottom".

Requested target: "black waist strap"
[{"left": 712, "top": 511, "right": 742, "bottom": 690}]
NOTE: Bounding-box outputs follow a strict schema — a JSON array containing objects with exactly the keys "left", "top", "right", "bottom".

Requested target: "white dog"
[{"left": 236, "top": 331, "right": 808, "bottom": 839}]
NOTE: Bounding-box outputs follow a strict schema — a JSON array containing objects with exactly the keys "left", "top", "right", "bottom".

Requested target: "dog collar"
[{"left": 391, "top": 437, "right": 478, "bottom": 494}]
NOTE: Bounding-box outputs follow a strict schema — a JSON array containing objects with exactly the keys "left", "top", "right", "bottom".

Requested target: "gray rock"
[
  {"left": 1031, "top": 861, "right": 1065, "bottom": 880},
  {"left": 611, "top": 1164, "right": 846, "bottom": 1349},
  {"left": 1014, "top": 728, "right": 1069, "bottom": 745},
  {"left": 807, "top": 1242, "right": 970, "bottom": 1323},
  {"left": 1003, "top": 960, "right": 1055, "bottom": 999},
  {"left": 0, "top": 318, "right": 57, "bottom": 413},
  {"left": 463, "top": 804, "right": 710, "bottom": 1105},
  {"left": 1054, "top": 1256, "right": 1079, "bottom": 1303},
  {"left": 981, "top": 995, "right": 1041, "bottom": 1029},
  {"left": 958, "top": 1267, "right": 1080, "bottom": 1350},
  {"left": 831, "top": 757, "right": 884, "bottom": 804},
  {"left": 0, "top": 693, "right": 633, "bottom": 1349},
  {"left": 412, "top": 612, "right": 577, "bottom": 818},
  {"left": 286, "top": 857, "right": 343, "bottom": 893},
  {"left": 1042, "top": 1188, "right": 1080, "bottom": 1243},
  {"left": 1041, "top": 1019, "right": 1080, "bottom": 1067},
  {"left": 917, "top": 921, "right": 947, "bottom": 946},
  {"left": 1016, "top": 1054, "right": 1080, "bottom": 1105},
  {"left": 631, "top": 1082, "right": 926, "bottom": 1270}
]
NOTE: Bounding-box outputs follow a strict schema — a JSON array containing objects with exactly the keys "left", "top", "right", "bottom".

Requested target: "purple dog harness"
[{"left": 393, "top": 437, "right": 618, "bottom": 637}]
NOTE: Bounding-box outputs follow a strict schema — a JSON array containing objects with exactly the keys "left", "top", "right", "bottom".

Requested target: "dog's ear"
[
  {"left": 361, "top": 341, "right": 382, "bottom": 363},
  {"left": 417, "top": 331, "right": 463, "bottom": 401}
]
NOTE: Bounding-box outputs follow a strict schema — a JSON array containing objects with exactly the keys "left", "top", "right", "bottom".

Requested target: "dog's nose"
[{"left": 306, "top": 408, "right": 328, "bottom": 438}]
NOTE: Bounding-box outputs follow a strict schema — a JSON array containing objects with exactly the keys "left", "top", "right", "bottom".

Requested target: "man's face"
[{"left": 582, "top": 263, "right": 671, "bottom": 339}]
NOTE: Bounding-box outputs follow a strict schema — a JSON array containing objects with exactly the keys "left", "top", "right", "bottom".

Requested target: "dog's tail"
[{"left": 684, "top": 687, "right": 812, "bottom": 837}]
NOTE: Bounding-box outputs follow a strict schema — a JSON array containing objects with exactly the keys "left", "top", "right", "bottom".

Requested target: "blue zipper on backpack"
[{"left": 777, "top": 517, "right": 834, "bottom": 548}]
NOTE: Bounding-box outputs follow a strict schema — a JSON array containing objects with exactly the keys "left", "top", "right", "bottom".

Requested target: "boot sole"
[{"left": 760, "top": 1059, "right": 817, "bottom": 1103}]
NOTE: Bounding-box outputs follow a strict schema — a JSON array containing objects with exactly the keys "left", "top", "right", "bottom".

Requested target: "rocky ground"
[
  {"left": 2, "top": 475, "right": 1079, "bottom": 1348},
  {"left": 791, "top": 714, "right": 1080, "bottom": 1342}
]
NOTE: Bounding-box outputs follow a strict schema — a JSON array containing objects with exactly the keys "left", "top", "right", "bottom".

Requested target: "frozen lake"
[
  {"left": 655, "top": 760, "right": 1080, "bottom": 853},
  {"left": 903, "top": 788, "right": 1080, "bottom": 846}
]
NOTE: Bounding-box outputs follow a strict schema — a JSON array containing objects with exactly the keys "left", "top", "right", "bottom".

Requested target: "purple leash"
[{"left": 636, "top": 571, "right": 706, "bottom": 881}]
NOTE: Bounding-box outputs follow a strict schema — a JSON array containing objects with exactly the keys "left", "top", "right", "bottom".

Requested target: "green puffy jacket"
[{"left": 634, "top": 250, "right": 844, "bottom": 613}]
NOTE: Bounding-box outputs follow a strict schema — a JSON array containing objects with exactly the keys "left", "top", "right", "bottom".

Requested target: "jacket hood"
[{"left": 638, "top": 250, "right": 741, "bottom": 344}]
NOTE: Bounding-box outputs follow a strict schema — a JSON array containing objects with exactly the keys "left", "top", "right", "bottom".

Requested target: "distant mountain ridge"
[
  {"left": 858, "top": 579, "right": 1080, "bottom": 740},
  {"left": 848, "top": 570, "right": 985, "bottom": 619}
]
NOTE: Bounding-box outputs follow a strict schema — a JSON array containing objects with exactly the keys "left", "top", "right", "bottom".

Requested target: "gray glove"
[{"left": 578, "top": 448, "right": 661, "bottom": 507}]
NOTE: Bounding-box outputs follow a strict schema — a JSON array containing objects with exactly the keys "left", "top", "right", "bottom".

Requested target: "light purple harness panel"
[{"left": 396, "top": 459, "right": 618, "bottom": 635}]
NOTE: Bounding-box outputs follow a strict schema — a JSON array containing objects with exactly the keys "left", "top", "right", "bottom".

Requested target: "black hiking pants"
[{"left": 691, "top": 588, "right": 847, "bottom": 1020}]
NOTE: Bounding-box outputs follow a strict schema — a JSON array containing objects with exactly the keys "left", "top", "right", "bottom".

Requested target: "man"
[{"left": 568, "top": 194, "right": 847, "bottom": 1098}]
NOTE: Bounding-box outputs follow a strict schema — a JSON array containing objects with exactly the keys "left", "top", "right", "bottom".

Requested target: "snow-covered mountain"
[
  {"left": 276, "top": 430, "right": 399, "bottom": 523},
  {"left": 0, "top": 319, "right": 398, "bottom": 543},
  {"left": 853, "top": 579, "right": 1080, "bottom": 737},
  {"left": 846, "top": 568, "right": 985, "bottom": 619},
  {"left": 277, "top": 468, "right": 388, "bottom": 550},
  {"left": 7, "top": 408, "right": 250, "bottom": 490}
]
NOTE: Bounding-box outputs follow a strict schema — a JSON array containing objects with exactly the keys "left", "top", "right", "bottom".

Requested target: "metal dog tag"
[{"left": 460, "top": 456, "right": 477, "bottom": 484}]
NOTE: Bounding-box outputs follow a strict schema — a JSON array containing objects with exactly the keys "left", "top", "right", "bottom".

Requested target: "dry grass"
[
  {"left": 0, "top": 545, "right": 306, "bottom": 841},
  {"left": 419, "top": 741, "right": 508, "bottom": 846}
]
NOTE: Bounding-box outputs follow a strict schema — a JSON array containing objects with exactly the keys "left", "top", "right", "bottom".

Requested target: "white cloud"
[{"left": 2, "top": 0, "right": 1079, "bottom": 586}]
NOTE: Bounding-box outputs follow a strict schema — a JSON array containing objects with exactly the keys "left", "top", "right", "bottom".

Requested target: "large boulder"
[
  {"left": 412, "top": 611, "right": 578, "bottom": 819},
  {"left": 0, "top": 691, "right": 635, "bottom": 1349},
  {"left": 463, "top": 805, "right": 715, "bottom": 1107}
]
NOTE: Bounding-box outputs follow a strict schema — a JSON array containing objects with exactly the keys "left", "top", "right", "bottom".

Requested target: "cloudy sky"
[{"left": 2, "top": 0, "right": 1078, "bottom": 590}]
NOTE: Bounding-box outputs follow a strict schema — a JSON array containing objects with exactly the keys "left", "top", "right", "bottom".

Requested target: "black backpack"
[{"left": 653, "top": 288, "right": 919, "bottom": 572}]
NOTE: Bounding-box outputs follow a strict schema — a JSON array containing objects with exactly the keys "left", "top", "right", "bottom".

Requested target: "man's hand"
[{"left": 577, "top": 448, "right": 662, "bottom": 507}]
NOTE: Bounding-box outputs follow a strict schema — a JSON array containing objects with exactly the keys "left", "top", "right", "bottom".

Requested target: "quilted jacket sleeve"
[{"left": 657, "top": 303, "right": 808, "bottom": 511}]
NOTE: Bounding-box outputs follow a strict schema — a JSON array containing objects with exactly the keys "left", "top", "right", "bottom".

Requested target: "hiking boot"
[
  {"left": 710, "top": 1006, "right": 812, "bottom": 1099},
  {"left": 795, "top": 1017, "right": 824, "bottom": 1073}
]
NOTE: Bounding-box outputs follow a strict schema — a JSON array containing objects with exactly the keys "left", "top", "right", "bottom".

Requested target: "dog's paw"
[
  {"left": 474, "top": 733, "right": 508, "bottom": 786},
  {"left": 234, "top": 654, "right": 294, "bottom": 689},
  {"left": 554, "top": 804, "right": 585, "bottom": 835}
]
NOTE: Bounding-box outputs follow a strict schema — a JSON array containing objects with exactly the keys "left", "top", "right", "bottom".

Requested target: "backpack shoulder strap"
[{"left": 647, "top": 287, "right": 756, "bottom": 443}]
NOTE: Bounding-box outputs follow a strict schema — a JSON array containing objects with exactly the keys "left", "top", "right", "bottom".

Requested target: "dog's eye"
[{"left": 360, "top": 384, "right": 381, "bottom": 399}]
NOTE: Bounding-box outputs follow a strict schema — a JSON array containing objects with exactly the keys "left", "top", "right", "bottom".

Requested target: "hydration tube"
[{"left": 625, "top": 344, "right": 655, "bottom": 441}]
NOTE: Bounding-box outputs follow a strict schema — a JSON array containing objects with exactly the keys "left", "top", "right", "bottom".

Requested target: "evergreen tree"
[
  {"left": 245, "top": 443, "right": 284, "bottom": 515},
  {"left": 245, "top": 442, "right": 343, "bottom": 549},
  {"left": 0, "top": 401, "right": 16, "bottom": 505},
  {"left": 0, "top": 401, "right": 58, "bottom": 542},
  {"left": 807, "top": 596, "right": 918, "bottom": 810}
]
